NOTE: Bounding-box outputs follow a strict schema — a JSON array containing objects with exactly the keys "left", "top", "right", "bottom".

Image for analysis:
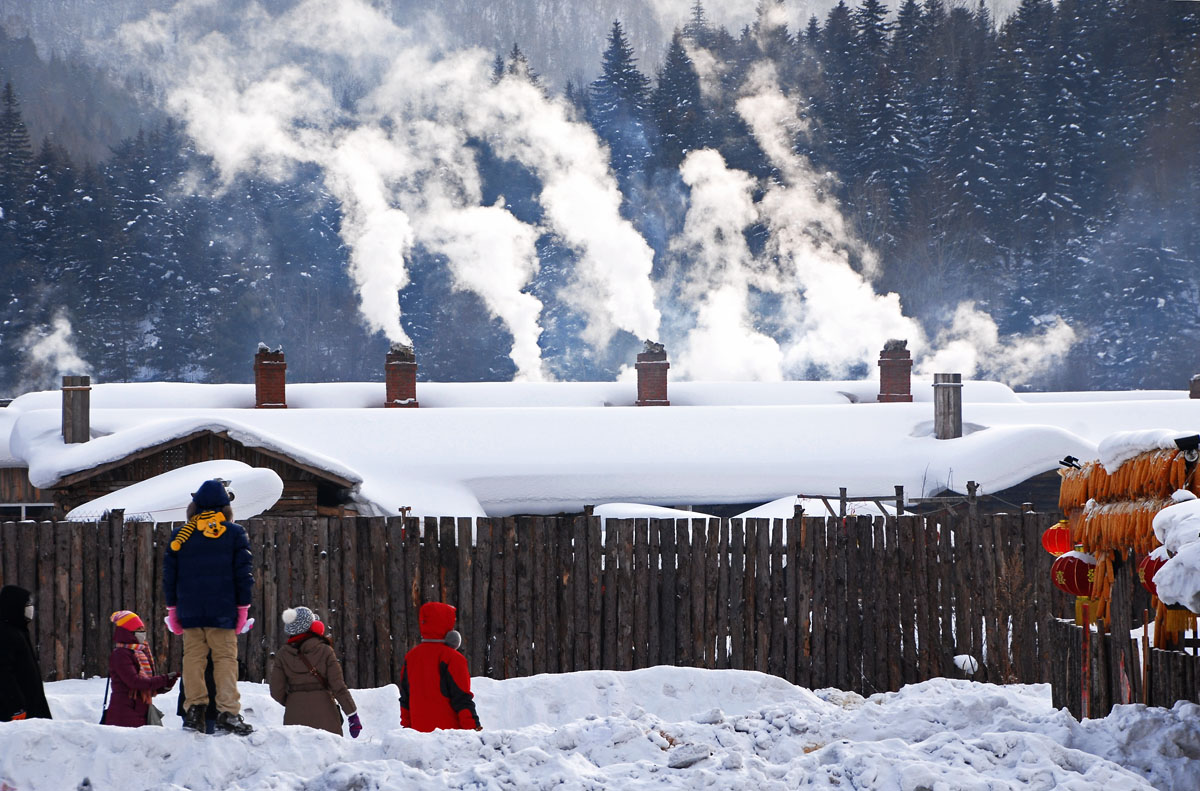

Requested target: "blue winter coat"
[{"left": 163, "top": 512, "right": 254, "bottom": 630}]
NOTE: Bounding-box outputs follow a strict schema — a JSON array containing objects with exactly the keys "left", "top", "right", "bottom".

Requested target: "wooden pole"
[
  {"left": 1142, "top": 608, "right": 1151, "bottom": 706},
  {"left": 1081, "top": 601, "right": 1091, "bottom": 719}
]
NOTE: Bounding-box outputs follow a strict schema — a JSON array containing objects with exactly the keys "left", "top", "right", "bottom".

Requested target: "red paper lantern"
[
  {"left": 1051, "top": 553, "right": 1096, "bottom": 597},
  {"left": 1041, "top": 521, "right": 1072, "bottom": 556},
  {"left": 1137, "top": 553, "right": 1169, "bottom": 598}
]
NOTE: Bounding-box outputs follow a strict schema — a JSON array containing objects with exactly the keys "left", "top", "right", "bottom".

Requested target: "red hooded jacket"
[{"left": 398, "top": 602, "right": 480, "bottom": 731}]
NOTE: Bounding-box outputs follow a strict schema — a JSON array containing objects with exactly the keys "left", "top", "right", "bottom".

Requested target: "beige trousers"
[{"left": 182, "top": 627, "right": 241, "bottom": 714}]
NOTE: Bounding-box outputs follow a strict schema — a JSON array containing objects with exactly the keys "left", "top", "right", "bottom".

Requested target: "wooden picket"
[{"left": 2, "top": 510, "right": 1193, "bottom": 714}]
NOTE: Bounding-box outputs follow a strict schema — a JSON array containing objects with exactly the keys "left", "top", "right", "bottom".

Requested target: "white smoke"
[
  {"left": 21, "top": 312, "right": 91, "bottom": 392},
  {"left": 734, "top": 63, "right": 921, "bottom": 376},
  {"left": 664, "top": 58, "right": 1076, "bottom": 384},
  {"left": 415, "top": 199, "right": 547, "bottom": 381},
  {"left": 118, "top": 0, "right": 661, "bottom": 377},
  {"left": 670, "top": 149, "right": 783, "bottom": 380},
  {"left": 457, "top": 71, "right": 661, "bottom": 349},
  {"left": 917, "top": 305, "right": 1077, "bottom": 387}
]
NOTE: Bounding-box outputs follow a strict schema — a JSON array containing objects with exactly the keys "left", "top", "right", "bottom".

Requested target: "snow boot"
[
  {"left": 215, "top": 710, "right": 254, "bottom": 736},
  {"left": 182, "top": 704, "right": 206, "bottom": 733}
]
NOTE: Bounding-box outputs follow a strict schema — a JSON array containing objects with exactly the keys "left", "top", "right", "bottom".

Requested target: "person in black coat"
[
  {"left": 0, "top": 584, "right": 52, "bottom": 721},
  {"left": 175, "top": 651, "right": 218, "bottom": 734},
  {"left": 163, "top": 479, "right": 255, "bottom": 736}
]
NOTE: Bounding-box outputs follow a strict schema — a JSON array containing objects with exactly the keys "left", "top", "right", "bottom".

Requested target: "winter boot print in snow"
[
  {"left": 215, "top": 710, "right": 253, "bottom": 736},
  {"left": 183, "top": 705, "right": 206, "bottom": 733}
]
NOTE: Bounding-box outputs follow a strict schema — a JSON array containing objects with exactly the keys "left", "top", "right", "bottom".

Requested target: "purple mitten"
[{"left": 348, "top": 712, "right": 362, "bottom": 738}]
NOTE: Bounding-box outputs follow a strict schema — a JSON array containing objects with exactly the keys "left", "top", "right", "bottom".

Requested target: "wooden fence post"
[
  {"left": 633, "top": 519, "right": 649, "bottom": 670},
  {"left": 1142, "top": 609, "right": 1151, "bottom": 706},
  {"left": 387, "top": 516, "right": 409, "bottom": 681},
  {"left": 647, "top": 519, "right": 661, "bottom": 668},
  {"left": 728, "top": 519, "right": 743, "bottom": 671},
  {"left": 785, "top": 515, "right": 798, "bottom": 684},
  {"left": 474, "top": 517, "right": 492, "bottom": 677},
  {"left": 617, "top": 519, "right": 634, "bottom": 672},
  {"left": 1081, "top": 601, "right": 1091, "bottom": 718}
]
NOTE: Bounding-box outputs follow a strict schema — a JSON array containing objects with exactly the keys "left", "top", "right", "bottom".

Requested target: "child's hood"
[
  {"left": 418, "top": 602, "right": 456, "bottom": 639},
  {"left": 0, "top": 585, "right": 31, "bottom": 627},
  {"left": 113, "top": 625, "right": 141, "bottom": 644}
]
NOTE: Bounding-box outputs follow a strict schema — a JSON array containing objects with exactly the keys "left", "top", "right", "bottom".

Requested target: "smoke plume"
[
  {"left": 20, "top": 312, "right": 91, "bottom": 393},
  {"left": 917, "top": 305, "right": 1077, "bottom": 387},
  {"left": 664, "top": 55, "right": 1076, "bottom": 384},
  {"left": 118, "top": 0, "right": 661, "bottom": 378},
  {"left": 669, "top": 149, "right": 783, "bottom": 380}
]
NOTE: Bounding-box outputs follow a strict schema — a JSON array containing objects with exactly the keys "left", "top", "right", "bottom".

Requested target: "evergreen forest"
[{"left": 0, "top": 0, "right": 1198, "bottom": 393}]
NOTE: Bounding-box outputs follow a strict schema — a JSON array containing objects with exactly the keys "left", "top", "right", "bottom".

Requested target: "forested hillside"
[{"left": 0, "top": 0, "right": 1197, "bottom": 393}]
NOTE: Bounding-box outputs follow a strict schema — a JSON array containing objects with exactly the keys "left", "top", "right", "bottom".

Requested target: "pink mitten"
[
  {"left": 165, "top": 607, "right": 183, "bottom": 635},
  {"left": 235, "top": 605, "right": 250, "bottom": 633}
]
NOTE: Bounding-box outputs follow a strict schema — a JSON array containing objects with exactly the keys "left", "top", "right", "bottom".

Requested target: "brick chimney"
[
  {"left": 635, "top": 340, "right": 669, "bottom": 406},
  {"left": 62, "top": 375, "right": 91, "bottom": 444},
  {"left": 254, "top": 345, "right": 287, "bottom": 408},
  {"left": 1191, "top": 374, "right": 1200, "bottom": 399},
  {"left": 878, "top": 339, "right": 913, "bottom": 403},
  {"left": 934, "top": 373, "right": 963, "bottom": 440},
  {"left": 385, "top": 343, "right": 419, "bottom": 408}
]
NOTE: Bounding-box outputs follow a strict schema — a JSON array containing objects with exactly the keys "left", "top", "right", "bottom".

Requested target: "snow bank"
[
  {"left": 2, "top": 670, "right": 1193, "bottom": 790},
  {"left": 64, "top": 461, "right": 284, "bottom": 523},
  {"left": 1152, "top": 496, "right": 1200, "bottom": 613},
  {"left": 736, "top": 495, "right": 896, "bottom": 520},
  {"left": 593, "top": 503, "right": 717, "bottom": 523}
]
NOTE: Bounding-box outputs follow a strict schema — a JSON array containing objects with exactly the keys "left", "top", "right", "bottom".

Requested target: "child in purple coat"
[{"left": 103, "top": 610, "right": 176, "bottom": 727}]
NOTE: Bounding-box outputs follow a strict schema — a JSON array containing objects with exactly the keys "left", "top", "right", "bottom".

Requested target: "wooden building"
[
  {"left": 0, "top": 467, "right": 54, "bottom": 520},
  {"left": 46, "top": 429, "right": 359, "bottom": 519}
]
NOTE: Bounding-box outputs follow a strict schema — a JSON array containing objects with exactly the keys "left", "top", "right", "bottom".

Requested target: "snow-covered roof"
[{"left": 2, "top": 379, "right": 1197, "bottom": 518}]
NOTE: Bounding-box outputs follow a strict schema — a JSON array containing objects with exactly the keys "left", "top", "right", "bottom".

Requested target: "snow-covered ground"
[{"left": 2, "top": 668, "right": 1197, "bottom": 790}]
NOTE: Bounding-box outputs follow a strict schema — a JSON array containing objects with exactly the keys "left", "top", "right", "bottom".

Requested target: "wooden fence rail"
[{"left": 0, "top": 512, "right": 1071, "bottom": 694}]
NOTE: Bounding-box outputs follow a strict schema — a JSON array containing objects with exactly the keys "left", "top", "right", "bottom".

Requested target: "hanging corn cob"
[{"left": 1057, "top": 447, "right": 1196, "bottom": 634}]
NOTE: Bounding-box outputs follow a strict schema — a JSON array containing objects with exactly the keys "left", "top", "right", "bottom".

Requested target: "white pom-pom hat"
[{"left": 282, "top": 606, "right": 317, "bottom": 636}]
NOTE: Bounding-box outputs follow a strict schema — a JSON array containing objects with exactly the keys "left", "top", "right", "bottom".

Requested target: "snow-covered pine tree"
[
  {"left": 651, "top": 31, "right": 707, "bottom": 170},
  {"left": 589, "top": 20, "right": 653, "bottom": 183}
]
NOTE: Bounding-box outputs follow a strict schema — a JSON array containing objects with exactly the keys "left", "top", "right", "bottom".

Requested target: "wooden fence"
[
  {"left": 0, "top": 511, "right": 1072, "bottom": 694},
  {"left": 1047, "top": 551, "right": 1200, "bottom": 719},
  {"left": 1048, "top": 619, "right": 1200, "bottom": 717}
]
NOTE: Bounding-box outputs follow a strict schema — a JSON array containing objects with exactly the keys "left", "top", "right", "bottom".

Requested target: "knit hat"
[
  {"left": 282, "top": 606, "right": 320, "bottom": 636},
  {"left": 192, "top": 479, "right": 231, "bottom": 510},
  {"left": 111, "top": 610, "right": 145, "bottom": 631}
]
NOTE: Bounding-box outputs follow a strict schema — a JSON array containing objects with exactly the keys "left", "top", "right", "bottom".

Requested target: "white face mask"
[
  {"left": 24, "top": 604, "right": 34, "bottom": 621},
  {"left": 134, "top": 630, "right": 148, "bottom": 644}
]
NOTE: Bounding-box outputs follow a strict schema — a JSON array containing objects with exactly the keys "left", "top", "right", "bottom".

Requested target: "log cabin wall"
[
  {"left": 0, "top": 467, "right": 48, "bottom": 504},
  {"left": 0, "top": 467, "right": 54, "bottom": 519},
  {"left": 988, "top": 469, "right": 1064, "bottom": 514}
]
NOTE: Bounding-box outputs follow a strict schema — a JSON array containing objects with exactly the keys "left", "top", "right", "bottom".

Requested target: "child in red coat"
[
  {"left": 103, "top": 610, "right": 176, "bottom": 727},
  {"left": 398, "top": 602, "right": 481, "bottom": 731}
]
